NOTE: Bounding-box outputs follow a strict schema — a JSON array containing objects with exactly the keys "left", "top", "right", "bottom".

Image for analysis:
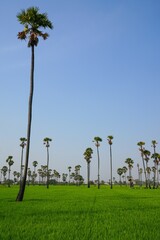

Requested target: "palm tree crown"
[
  {"left": 107, "top": 135, "right": 114, "bottom": 145},
  {"left": 84, "top": 148, "right": 93, "bottom": 163},
  {"left": 17, "top": 7, "right": 53, "bottom": 47}
]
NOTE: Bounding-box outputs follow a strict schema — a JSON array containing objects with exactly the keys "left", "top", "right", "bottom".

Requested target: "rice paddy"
[{"left": 0, "top": 185, "right": 160, "bottom": 240}]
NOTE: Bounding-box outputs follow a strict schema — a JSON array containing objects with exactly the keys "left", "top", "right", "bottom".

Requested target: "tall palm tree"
[
  {"left": 16, "top": 7, "right": 53, "bottom": 201},
  {"left": 151, "top": 140, "right": 158, "bottom": 188},
  {"left": 6, "top": 156, "right": 14, "bottom": 187},
  {"left": 19, "top": 137, "right": 27, "bottom": 183},
  {"left": 125, "top": 158, "right": 134, "bottom": 187},
  {"left": 83, "top": 147, "right": 93, "bottom": 188},
  {"left": 93, "top": 136, "right": 102, "bottom": 189},
  {"left": 137, "top": 141, "right": 147, "bottom": 187},
  {"left": 107, "top": 135, "right": 113, "bottom": 189},
  {"left": 43, "top": 137, "right": 52, "bottom": 188},
  {"left": 68, "top": 166, "right": 72, "bottom": 184}
]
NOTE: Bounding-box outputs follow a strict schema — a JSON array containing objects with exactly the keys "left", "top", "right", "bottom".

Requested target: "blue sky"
[{"left": 0, "top": 0, "right": 160, "bottom": 182}]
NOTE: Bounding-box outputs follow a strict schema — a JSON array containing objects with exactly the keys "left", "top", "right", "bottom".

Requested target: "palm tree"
[
  {"left": 93, "top": 136, "right": 102, "bottom": 189},
  {"left": 62, "top": 173, "right": 68, "bottom": 183},
  {"left": 43, "top": 137, "right": 52, "bottom": 188},
  {"left": 83, "top": 148, "right": 93, "bottom": 188},
  {"left": 16, "top": 7, "right": 53, "bottom": 201},
  {"left": 6, "top": 156, "right": 14, "bottom": 187},
  {"left": 32, "top": 161, "right": 38, "bottom": 185},
  {"left": 107, "top": 135, "right": 113, "bottom": 189},
  {"left": 137, "top": 163, "right": 140, "bottom": 184},
  {"left": 125, "top": 158, "right": 134, "bottom": 187},
  {"left": 151, "top": 140, "right": 158, "bottom": 188},
  {"left": 122, "top": 166, "right": 128, "bottom": 185},
  {"left": 68, "top": 166, "right": 72, "bottom": 184},
  {"left": 143, "top": 149, "right": 151, "bottom": 188},
  {"left": 117, "top": 168, "right": 123, "bottom": 186},
  {"left": 1, "top": 166, "right": 8, "bottom": 183},
  {"left": 27, "top": 168, "right": 32, "bottom": 186},
  {"left": 13, "top": 171, "right": 18, "bottom": 184},
  {"left": 70, "top": 172, "right": 75, "bottom": 183},
  {"left": 75, "top": 165, "right": 81, "bottom": 185},
  {"left": 32, "top": 160, "right": 38, "bottom": 178},
  {"left": 19, "top": 137, "right": 27, "bottom": 183},
  {"left": 137, "top": 141, "right": 147, "bottom": 187}
]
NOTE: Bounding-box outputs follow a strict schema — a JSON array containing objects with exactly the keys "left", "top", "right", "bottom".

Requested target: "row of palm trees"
[
  {"left": 116, "top": 140, "right": 160, "bottom": 188},
  {"left": 0, "top": 156, "right": 14, "bottom": 187},
  {"left": 84, "top": 135, "right": 114, "bottom": 189}
]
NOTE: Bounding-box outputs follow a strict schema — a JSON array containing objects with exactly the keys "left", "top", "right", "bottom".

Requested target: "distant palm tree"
[
  {"left": 43, "top": 137, "right": 52, "bottom": 188},
  {"left": 68, "top": 166, "right": 72, "bottom": 184},
  {"left": 70, "top": 172, "right": 75, "bottom": 183},
  {"left": 107, "top": 135, "right": 114, "bottom": 189},
  {"left": 19, "top": 137, "right": 27, "bottom": 183},
  {"left": 84, "top": 147, "right": 93, "bottom": 188},
  {"left": 6, "top": 156, "right": 14, "bottom": 187},
  {"left": 37, "top": 168, "right": 42, "bottom": 184},
  {"left": 16, "top": 7, "right": 53, "bottom": 202},
  {"left": 13, "top": 171, "right": 18, "bottom": 183},
  {"left": 151, "top": 140, "right": 158, "bottom": 188},
  {"left": 143, "top": 149, "right": 151, "bottom": 188},
  {"left": 125, "top": 158, "right": 134, "bottom": 187},
  {"left": 117, "top": 168, "right": 123, "bottom": 185},
  {"left": 1, "top": 166, "right": 8, "bottom": 183},
  {"left": 62, "top": 173, "right": 68, "bottom": 183},
  {"left": 122, "top": 166, "right": 128, "bottom": 185},
  {"left": 27, "top": 168, "right": 32, "bottom": 186},
  {"left": 32, "top": 160, "right": 38, "bottom": 181},
  {"left": 137, "top": 141, "right": 147, "bottom": 187},
  {"left": 137, "top": 164, "right": 140, "bottom": 184},
  {"left": 75, "top": 165, "right": 81, "bottom": 185},
  {"left": 93, "top": 136, "right": 102, "bottom": 189}
]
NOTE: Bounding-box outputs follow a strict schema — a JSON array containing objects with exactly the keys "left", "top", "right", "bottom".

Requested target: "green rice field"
[{"left": 0, "top": 185, "right": 160, "bottom": 240}]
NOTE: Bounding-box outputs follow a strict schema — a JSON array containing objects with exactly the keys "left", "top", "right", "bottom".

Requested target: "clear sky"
[{"left": 0, "top": 0, "right": 160, "bottom": 182}]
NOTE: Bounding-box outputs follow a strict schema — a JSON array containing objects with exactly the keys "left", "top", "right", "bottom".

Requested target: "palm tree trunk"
[
  {"left": 156, "top": 163, "right": 159, "bottom": 188},
  {"left": 153, "top": 147, "right": 156, "bottom": 189},
  {"left": 20, "top": 147, "right": 24, "bottom": 184},
  {"left": 97, "top": 146, "right": 100, "bottom": 189},
  {"left": 68, "top": 171, "right": 70, "bottom": 184},
  {"left": 110, "top": 145, "right": 113, "bottom": 189},
  {"left": 16, "top": 45, "right": 34, "bottom": 201},
  {"left": 46, "top": 146, "right": 49, "bottom": 189},
  {"left": 8, "top": 167, "right": 11, "bottom": 187},
  {"left": 141, "top": 155, "right": 147, "bottom": 188},
  {"left": 87, "top": 162, "right": 90, "bottom": 188}
]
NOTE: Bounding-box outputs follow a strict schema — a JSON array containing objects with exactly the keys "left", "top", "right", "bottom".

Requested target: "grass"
[{"left": 0, "top": 185, "right": 160, "bottom": 240}]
